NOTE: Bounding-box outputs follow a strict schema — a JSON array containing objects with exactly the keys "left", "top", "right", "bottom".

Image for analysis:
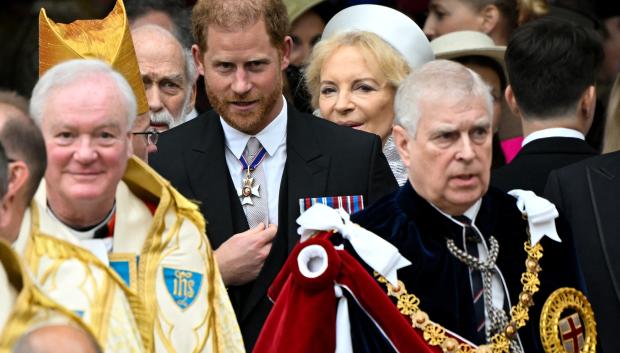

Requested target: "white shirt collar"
[
  {"left": 431, "top": 199, "right": 483, "bottom": 227},
  {"left": 522, "top": 127, "right": 584, "bottom": 147},
  {"left": 220, "top": 97, "right": 288, "bottom": 159}
]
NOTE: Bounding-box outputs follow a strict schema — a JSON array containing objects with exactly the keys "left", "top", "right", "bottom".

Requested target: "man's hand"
[{"left": 214, "top": 223, "right": 277, "bottom": 286}]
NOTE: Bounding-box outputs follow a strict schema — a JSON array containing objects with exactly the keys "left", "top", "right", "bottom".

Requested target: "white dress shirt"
[
  {"left": 522, "top": 127, "right": 585, "bottom": 147},
  {"left": 220, "top": 98, "right": 288, "bottom": 226}
]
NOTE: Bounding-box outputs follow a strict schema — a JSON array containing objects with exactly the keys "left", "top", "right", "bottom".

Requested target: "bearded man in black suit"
[
  {"left": 149, "top": 0, "right": 397, "bottom": 350},
  {"left": 492, "top": 18, "right": 603, "bottom": 194}
]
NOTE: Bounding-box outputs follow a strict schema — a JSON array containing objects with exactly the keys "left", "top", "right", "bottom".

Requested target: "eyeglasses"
[{"left": 132, "top": 129, "right": 159, "bottom": 146}]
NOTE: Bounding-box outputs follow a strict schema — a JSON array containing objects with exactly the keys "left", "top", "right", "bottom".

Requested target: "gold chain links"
[{"left": 375, "top": 240, "right": 543, "bottom": 353}]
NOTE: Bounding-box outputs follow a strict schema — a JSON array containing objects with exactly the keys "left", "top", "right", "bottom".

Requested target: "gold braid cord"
[{"left": 376, "top": 240, "right": 543, "bottom": 353}]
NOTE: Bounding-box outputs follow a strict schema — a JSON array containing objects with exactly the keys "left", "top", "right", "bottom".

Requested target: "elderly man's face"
[
  {"left": 41, "top": 75, "right": 132, "bottom": 207},
  {"left": 395, "top": 94, "right": 492, "bottom": 215},
  {"left": 133, "top": 27, "right": 192, "bottom": 131}
]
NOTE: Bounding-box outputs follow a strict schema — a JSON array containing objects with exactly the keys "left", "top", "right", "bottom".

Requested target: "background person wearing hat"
[
  {"left": 305, "top": 4, "right": 434, "bottom": 185},
  {"left": 283, "top": 0, "right": 337, "bottom": 114},
  {"left": 38, "top": 0, "right": 159, "bottom": 163},
  {"left": 431, "top": 30, "right": 508, "bottom": 168},
  {"left": 285, "top": 0, "right": 331, "bottom": 69}
]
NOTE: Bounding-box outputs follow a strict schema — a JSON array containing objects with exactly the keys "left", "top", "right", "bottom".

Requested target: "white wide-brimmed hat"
[
  {"left": 321, "top": 4, "right": 434, "bottom": 69},
  {"left": 430, "top": 31, "right": 506, "bottom": 72}
]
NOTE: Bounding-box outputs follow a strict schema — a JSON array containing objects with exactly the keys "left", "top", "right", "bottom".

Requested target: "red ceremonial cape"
[{"left": 253, "top": 233, "right": 440, "bottom": 353}]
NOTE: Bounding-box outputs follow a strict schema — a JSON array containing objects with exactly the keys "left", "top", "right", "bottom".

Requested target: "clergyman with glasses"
[{"left": 131, "top": 119, "right": 159, "bottom": 162}]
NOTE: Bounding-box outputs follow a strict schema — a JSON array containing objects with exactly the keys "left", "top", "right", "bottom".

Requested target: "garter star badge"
[
  {"left": 163, "top": 267, "right": 203, "bottom": 310},
  {"left": 540, "top": 287, "right": 597, "bottom": 353}
]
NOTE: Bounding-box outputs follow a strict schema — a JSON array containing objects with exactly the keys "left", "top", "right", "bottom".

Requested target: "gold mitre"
[{"left": 39, "top": 0, "right": 148, "bottom": 115}]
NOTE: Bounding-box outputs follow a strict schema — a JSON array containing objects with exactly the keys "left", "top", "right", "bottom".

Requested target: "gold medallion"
[
  {"left": 540, "top": 288, "right": 597, "bottom": 353},
  {"left": 242, "top": 186, "right": 252, "bottom": 197}
]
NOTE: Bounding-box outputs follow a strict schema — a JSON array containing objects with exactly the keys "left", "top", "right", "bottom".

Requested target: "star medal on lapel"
[{"left": 238, "top": 171, "right": 260, "bottom": 205}]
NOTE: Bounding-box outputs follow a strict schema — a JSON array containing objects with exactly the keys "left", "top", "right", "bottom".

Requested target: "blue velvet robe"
[{"left": 350, "top": 182, "right": 585, "bottom": 353}]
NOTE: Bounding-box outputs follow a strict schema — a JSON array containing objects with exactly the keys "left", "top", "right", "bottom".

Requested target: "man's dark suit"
[
  {"left": 150, "top": 106, "right": 398, "bottom": 350},
  {"left": 545, "top": 151, "right": 620, "bottom": 353},
  {"left": 491, "top": 136, "right": 597, "bottom": 194}
]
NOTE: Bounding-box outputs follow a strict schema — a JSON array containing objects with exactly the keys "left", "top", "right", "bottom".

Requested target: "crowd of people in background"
[{"left": 0, "top": 0, "right": 619, "bottom": 352}]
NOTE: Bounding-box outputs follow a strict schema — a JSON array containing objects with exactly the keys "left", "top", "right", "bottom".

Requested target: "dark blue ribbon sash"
[{"left": 239, "top": 146, "right": 267, "bottom": 172}]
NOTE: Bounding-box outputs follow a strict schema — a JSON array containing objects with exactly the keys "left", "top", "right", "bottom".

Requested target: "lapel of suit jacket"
[
  {"left": 185, "top": 112, "right": 248, "bottom": 249},
  {"left": 283, "top": 106, "right": 330, "bottom": 251},
  {"left": 239, "top": 105, "right": 329, "bottom": 321},
  {"left": 585, "top": 154, "right": 620, "bottom": 305}
]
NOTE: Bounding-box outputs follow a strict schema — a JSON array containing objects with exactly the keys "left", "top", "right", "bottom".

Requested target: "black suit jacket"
[
  {"left": 150, "top": 105, "right": 397, "bottom": 350},
  {"left": 492, "top": 137, "right": 597, "bottom": 195},
  {"left": 545, "top": 152, "right": 620, "bottom": 353}
]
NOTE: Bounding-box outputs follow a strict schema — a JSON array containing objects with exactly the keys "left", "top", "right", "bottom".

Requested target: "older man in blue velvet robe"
[{"left": 351, "top": 60, "right": 588, "bottom": 353}]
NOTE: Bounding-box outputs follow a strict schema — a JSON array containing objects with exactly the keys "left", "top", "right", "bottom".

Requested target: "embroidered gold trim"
[
  {"left": 376, "top": 240, "right": 543, "bottom": 353},
  {"left": 19, "top": 157, "right": 242, "bottom": 352},
  {"left": 0, "top": 241, "right": 95, "bottom": 352},
  {"left": 196, "top": 224, "right": 214, "bottom": 353},
  {"left": 25, "top": 202, "right": 151, "bottom": 352},
  {"left": 539, "top": 288, "right": 596, "bottom": 353}
]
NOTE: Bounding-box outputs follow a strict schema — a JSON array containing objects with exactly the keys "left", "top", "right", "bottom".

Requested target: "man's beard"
[
  {"left": 206, "top": 75, "right": 282, "bottom": 135},
  {"left": 150, "top": 91, "right": 193, "bottom": 130}
]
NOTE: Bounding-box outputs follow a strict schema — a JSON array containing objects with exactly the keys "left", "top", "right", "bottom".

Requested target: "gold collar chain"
[{"left": 375, "top": 239, "right": 543, "bottom": 353}]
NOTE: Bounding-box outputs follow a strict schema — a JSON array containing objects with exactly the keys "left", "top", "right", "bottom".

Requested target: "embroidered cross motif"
[{"left": 560, "top": 313, "right": 585, "bottom": 353}]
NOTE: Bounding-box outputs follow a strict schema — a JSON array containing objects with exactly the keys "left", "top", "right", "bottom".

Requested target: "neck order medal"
[{"left": 239, "top": 168, "right": 260, "bottom": 205}]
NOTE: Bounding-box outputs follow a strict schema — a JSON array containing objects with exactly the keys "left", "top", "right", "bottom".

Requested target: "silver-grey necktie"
[{"left": 240, "top": 137, "right": 269, "bottom": 228}]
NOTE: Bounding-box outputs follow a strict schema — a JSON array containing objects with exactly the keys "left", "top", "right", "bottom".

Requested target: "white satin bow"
[
  {"left": 508, "top": 189, "right": 562, "bottom": 245},
  {"left": 296, "top": 203, "right": 411, "bottom": 286}
]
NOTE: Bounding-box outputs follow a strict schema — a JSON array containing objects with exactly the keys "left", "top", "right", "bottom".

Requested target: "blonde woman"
[{"left": 305, "top": 5, "right": 433, "bottom": 185}]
